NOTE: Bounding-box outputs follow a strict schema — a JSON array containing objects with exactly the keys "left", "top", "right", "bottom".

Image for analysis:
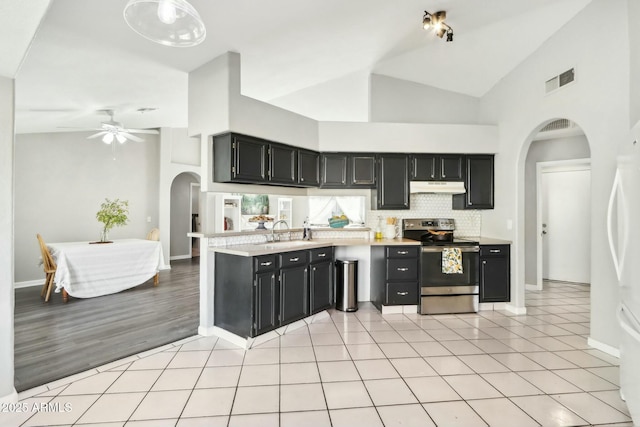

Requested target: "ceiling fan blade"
[
  {"left": 122, "top": 128, "right": 159, "bottom": 135},
  {"left": 119, "top": 132, "right": 144, "bottom": 142},
  {"left": 87, "top": 131, "right": 108, "bottom": 139}
]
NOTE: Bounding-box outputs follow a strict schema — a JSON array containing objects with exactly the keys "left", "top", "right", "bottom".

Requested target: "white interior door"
[{"left": 541, "top": 167, "right": 591, "bottom": 283}]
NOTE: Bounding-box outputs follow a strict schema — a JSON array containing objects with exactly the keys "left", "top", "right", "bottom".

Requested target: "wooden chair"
[
  {"left": 146, "top": 228, "right": 160, "bottom": 241},
  {"left": 146, "top": 228, "right": 160, "bottom": 285},
  {"left": 37, "top": 234, "right": 57, "bottom": 302}
]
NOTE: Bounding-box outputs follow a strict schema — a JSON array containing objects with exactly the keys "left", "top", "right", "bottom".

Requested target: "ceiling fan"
[{"left": 88, "top": 109, "right": 159, "bottom": 144}]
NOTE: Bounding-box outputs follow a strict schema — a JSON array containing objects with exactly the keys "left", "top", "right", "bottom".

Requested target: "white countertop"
[
  {"left": 211, "top": 237, "right": 420, "bottom": 257},
  {"left": 209, "top": 237, "right": 513, "bottom": 257}
]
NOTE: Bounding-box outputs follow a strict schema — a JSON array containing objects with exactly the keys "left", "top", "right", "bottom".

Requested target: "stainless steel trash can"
[{"left": 335, "top": 259, "right": 358, "bottom": 312}]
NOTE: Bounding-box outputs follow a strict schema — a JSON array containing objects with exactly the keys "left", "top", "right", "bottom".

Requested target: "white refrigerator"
[{"left": 607, "top": 122, "right": 640, "bottom": 424}]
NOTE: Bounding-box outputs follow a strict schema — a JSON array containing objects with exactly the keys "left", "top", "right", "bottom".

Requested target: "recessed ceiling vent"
[
  {"left": 540, "top": 118, "right": 572, "bottom": 132},
  {"left": 545, "top": 68, "right": 575, "bottom": 94}
]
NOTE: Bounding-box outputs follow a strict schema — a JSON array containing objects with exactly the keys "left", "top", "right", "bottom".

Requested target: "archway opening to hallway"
[
  {"left": 170, "top": 172, "right": 202, "bottom": 261},
  {"left": 521, "top": 118, "right": 591, "bottom": 309}
]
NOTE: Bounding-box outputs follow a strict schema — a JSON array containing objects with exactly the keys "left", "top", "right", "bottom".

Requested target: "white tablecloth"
[{"left": 48, "top": 239, "right": 165, "bottom": 298}]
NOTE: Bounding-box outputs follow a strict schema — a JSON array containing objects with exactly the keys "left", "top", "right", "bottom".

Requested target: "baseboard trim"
[
  {"left": 170, "top": 255, "right": 192, "bottom": 261},
  {"left": 14, "top": 280, "right": 42, "bottom": 289},
  {"left": 0, "top": 388, "right": 18, "bottom": 404},
  {"left": 525, "top": 283, "right": 540, "bottom": 291},
  {"left": 505, "top": 304, "right": 527, "bottom": 315},
  {"left": 588, "top": 337, "right": 620, "bottom": 358}
]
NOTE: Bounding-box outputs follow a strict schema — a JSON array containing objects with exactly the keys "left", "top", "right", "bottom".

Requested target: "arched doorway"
[
  {"left": 169, "top": 172, "right": 201, "bottom": 260},
  {"left": 521, "top": 118, "right": 591, "bottom": 300}
]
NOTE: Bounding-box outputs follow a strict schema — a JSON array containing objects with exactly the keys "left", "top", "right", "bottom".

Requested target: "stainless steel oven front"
[{"left": 420, "top": 245, "right": 480, "bottom": 314}]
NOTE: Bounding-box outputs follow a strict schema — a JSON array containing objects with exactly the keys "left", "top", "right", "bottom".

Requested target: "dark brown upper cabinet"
[
  {"left": 213, "top": 133, "right": 268, "bottom": 184},
  {"left": 297, "top": 149, "right": 320, "bottom": 187},
  {"left": 268, "top": 143, "right": 297, "bottom": 185},
  {"left": 411, "top": 154, "right": 464, "bottom": 181},
  {"left": 453, "top": 155, "right": 494, "bottom": 210},
  {"left": 320, "top": 153, "right": 376, "bottom": 188}
]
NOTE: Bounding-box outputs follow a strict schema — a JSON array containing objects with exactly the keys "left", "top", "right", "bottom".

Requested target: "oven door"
[{"left": 420, "top": 245, "right": 480, "bottom": 288}]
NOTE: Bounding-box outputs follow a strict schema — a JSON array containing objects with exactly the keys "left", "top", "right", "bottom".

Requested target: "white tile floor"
[{"left": 2, "top": 281, "right": 633, "bottom": 427}]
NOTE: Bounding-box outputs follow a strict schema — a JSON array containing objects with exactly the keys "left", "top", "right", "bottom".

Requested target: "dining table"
[{"left": 47, "top": 238, "right": 165, "bottom": 302}]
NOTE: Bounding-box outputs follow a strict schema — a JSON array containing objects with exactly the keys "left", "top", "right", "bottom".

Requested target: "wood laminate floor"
[{"left": 14, "top": 257, "right": 200, "bottom": 392}]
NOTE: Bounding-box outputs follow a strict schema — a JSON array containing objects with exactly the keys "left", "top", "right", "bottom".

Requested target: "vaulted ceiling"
[{"left": 5, "top": 0, "right": 592, "bottom": 134}]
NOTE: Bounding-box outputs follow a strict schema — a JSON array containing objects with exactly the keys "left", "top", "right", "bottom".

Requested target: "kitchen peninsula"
[{"left": 190, "top": 226, "right": 510, "bottom": 349}]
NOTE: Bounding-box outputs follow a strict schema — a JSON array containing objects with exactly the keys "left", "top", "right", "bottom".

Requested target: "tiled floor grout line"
[{"left": 10, "top": 281, "right": 635, "bottom": 426}]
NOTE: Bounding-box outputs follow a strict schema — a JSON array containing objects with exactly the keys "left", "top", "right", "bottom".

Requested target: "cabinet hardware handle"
[
  {"left": 313, "top": 267, "right": 316, "bottom": 271},
  {"left": 289, "top": 257, "right": 300, "bottom": 262},
  {"left": 489, "top": 249, "right": 500, "bottom": 253},
  {"left": 397, "top": 267, "right": 409, "bottom": 271},
  {"left": 301, "top": 177, "right": 304, "bottom": 181},
  {"left": 397, "top": 291, "right": 409, "bottom": 296},
  {"left": 260, "top": 261, "right": 272, "bottom": 266},
  {"left": 397, "top": 251, "right": 409, "bottom": 255},
  {"left": 318, "top": 253, "right": 326, "bottom": 257},
  {"left": 482, "top": 261, "right": 487, "bottom": 265}
]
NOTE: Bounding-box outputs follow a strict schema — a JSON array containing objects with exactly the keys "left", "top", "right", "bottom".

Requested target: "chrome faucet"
[{"left": 271, "top": 220, "right": 290, "bottom": 242}]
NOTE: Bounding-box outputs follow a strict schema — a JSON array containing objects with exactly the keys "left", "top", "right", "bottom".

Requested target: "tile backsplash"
[{"left": 365, "top": 194, "right": 482, "bottom": 237}]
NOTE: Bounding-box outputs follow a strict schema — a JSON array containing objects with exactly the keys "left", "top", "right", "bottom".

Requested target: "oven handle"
[{"left": 421, "top": 246, "right": 480, "bottom": 253}]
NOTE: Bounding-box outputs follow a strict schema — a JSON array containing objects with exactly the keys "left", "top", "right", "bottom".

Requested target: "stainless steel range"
[{"left": 403, "top": 218, "right": 480, "bottom": 314}]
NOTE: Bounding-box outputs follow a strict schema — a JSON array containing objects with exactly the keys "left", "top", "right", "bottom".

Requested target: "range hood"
[{"left": 410, "top": 181, "right": 466, "bottom": 194}]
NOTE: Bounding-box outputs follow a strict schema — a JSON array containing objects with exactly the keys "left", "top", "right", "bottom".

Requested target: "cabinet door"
[
  {"left": 480, "top": 255, "right": 510, "bottom": 302},
  {"left": 376, "top": 155, "right": 410, "bottom": 210},
  {"left": 411, "top": 155, "right": 438, "bottom": 180},
  {"left": 350, "top": 154, "right": 376, "bottom": 187},
  {"left": 298, "top": 149, "right": 320, "bottom": 186},
  {"left": 254, "top": 271, "right": 279, "bottom": 336},
  {"left": 269, "top": 144, "right": 297, "bottom": 185},
  {"left": 233, "top": 135, "right": 269, "bottom": 182},
  {"left": 310, "top": 261, "right": 332, "bottom": 314},
  {"left": 385, "top": 282, "right": 418, "bottom": 305},
  {"left": 467, "top": 155, "right": 494, "bottom": 209},
  {"left": 439, "top": 155, "right": 464, "bottom": 181},
  {"left": 280, "top": 265, "right": 309, "bottom": 324},
  {"left": 320, "top": 153, "right": 349, "bottom": 187}
]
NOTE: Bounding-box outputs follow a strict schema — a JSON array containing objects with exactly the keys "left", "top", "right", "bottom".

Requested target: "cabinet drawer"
[
  {"left": 310, "top": 247, "right": 333, "bottom": 263},
  {"left": 386, "top": 258, "right": 418, "bottom": 281},
  {"left": 386, "top": 282, "right": 418, "bottom": 305},
  {"left": 385, "top": 246, "right": 419, "bottom": 259},
  {"left": 480, "top": 245, "right": 509, "bottom": 257},
  {"left": 279, "top": 250, "right": 309, "bottom": 268},
  {"left": 254, "top": 255, "right": 277, "bottom": 272}
]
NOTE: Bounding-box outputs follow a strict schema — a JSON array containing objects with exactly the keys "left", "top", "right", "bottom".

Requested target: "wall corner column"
[{"left": 0, "top": 76, "right": 17, "bottom": 403}]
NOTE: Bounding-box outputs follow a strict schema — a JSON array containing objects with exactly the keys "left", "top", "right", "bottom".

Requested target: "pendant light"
[{"left": 123, "top": 0, "right": 206, "bottom": 47}]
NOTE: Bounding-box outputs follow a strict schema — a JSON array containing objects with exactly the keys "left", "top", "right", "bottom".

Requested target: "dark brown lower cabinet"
[{"left": 479, "top": 244, "right": 510, "bottom": 302}]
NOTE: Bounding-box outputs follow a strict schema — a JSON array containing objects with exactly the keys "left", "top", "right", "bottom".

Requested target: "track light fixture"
[{"left": 423, "top": 10, "right": 453, "bottom": 42}]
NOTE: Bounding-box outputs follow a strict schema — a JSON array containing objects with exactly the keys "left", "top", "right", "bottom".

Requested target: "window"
[{"left": 308, "top": 196, "right": 365, "bottom": 227}]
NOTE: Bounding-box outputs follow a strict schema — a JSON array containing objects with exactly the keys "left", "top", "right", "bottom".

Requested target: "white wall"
[
  {"left": 170, "top": 173, "right": 199, "bottom": 257},
  {"left": 171, "top": 129, "right": 200, "bottom": 166},
  {"left": 479, "top": 0, "right": 630, "bottom": 350},
  {"left": 319, "top": 122, "right": 498, "bottom": 153},
  {"left": 159, "top": 128, "right": 202, "bottom": 266},
  {"left": 524, "top": 135, "right": 591, "bottom": 285},
  {"left": 269, "top": 70, "right": 370, "bottom": 123},
  {"left": 629, "top": 0, "right": 640, "bottom": 126},
  {"left": 0, "top": 76, "right": 16, "bottom": 402},
  {"left": 369, "top": 74, "right": 483, "bottom": 124},
  {"left": 14, "top": 132, "right": 161, "bottom": 282}
]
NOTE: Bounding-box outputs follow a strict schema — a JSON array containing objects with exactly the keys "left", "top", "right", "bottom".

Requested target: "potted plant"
[{"left": 96, "top": 198, "right": 129, "bottom": 242}]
